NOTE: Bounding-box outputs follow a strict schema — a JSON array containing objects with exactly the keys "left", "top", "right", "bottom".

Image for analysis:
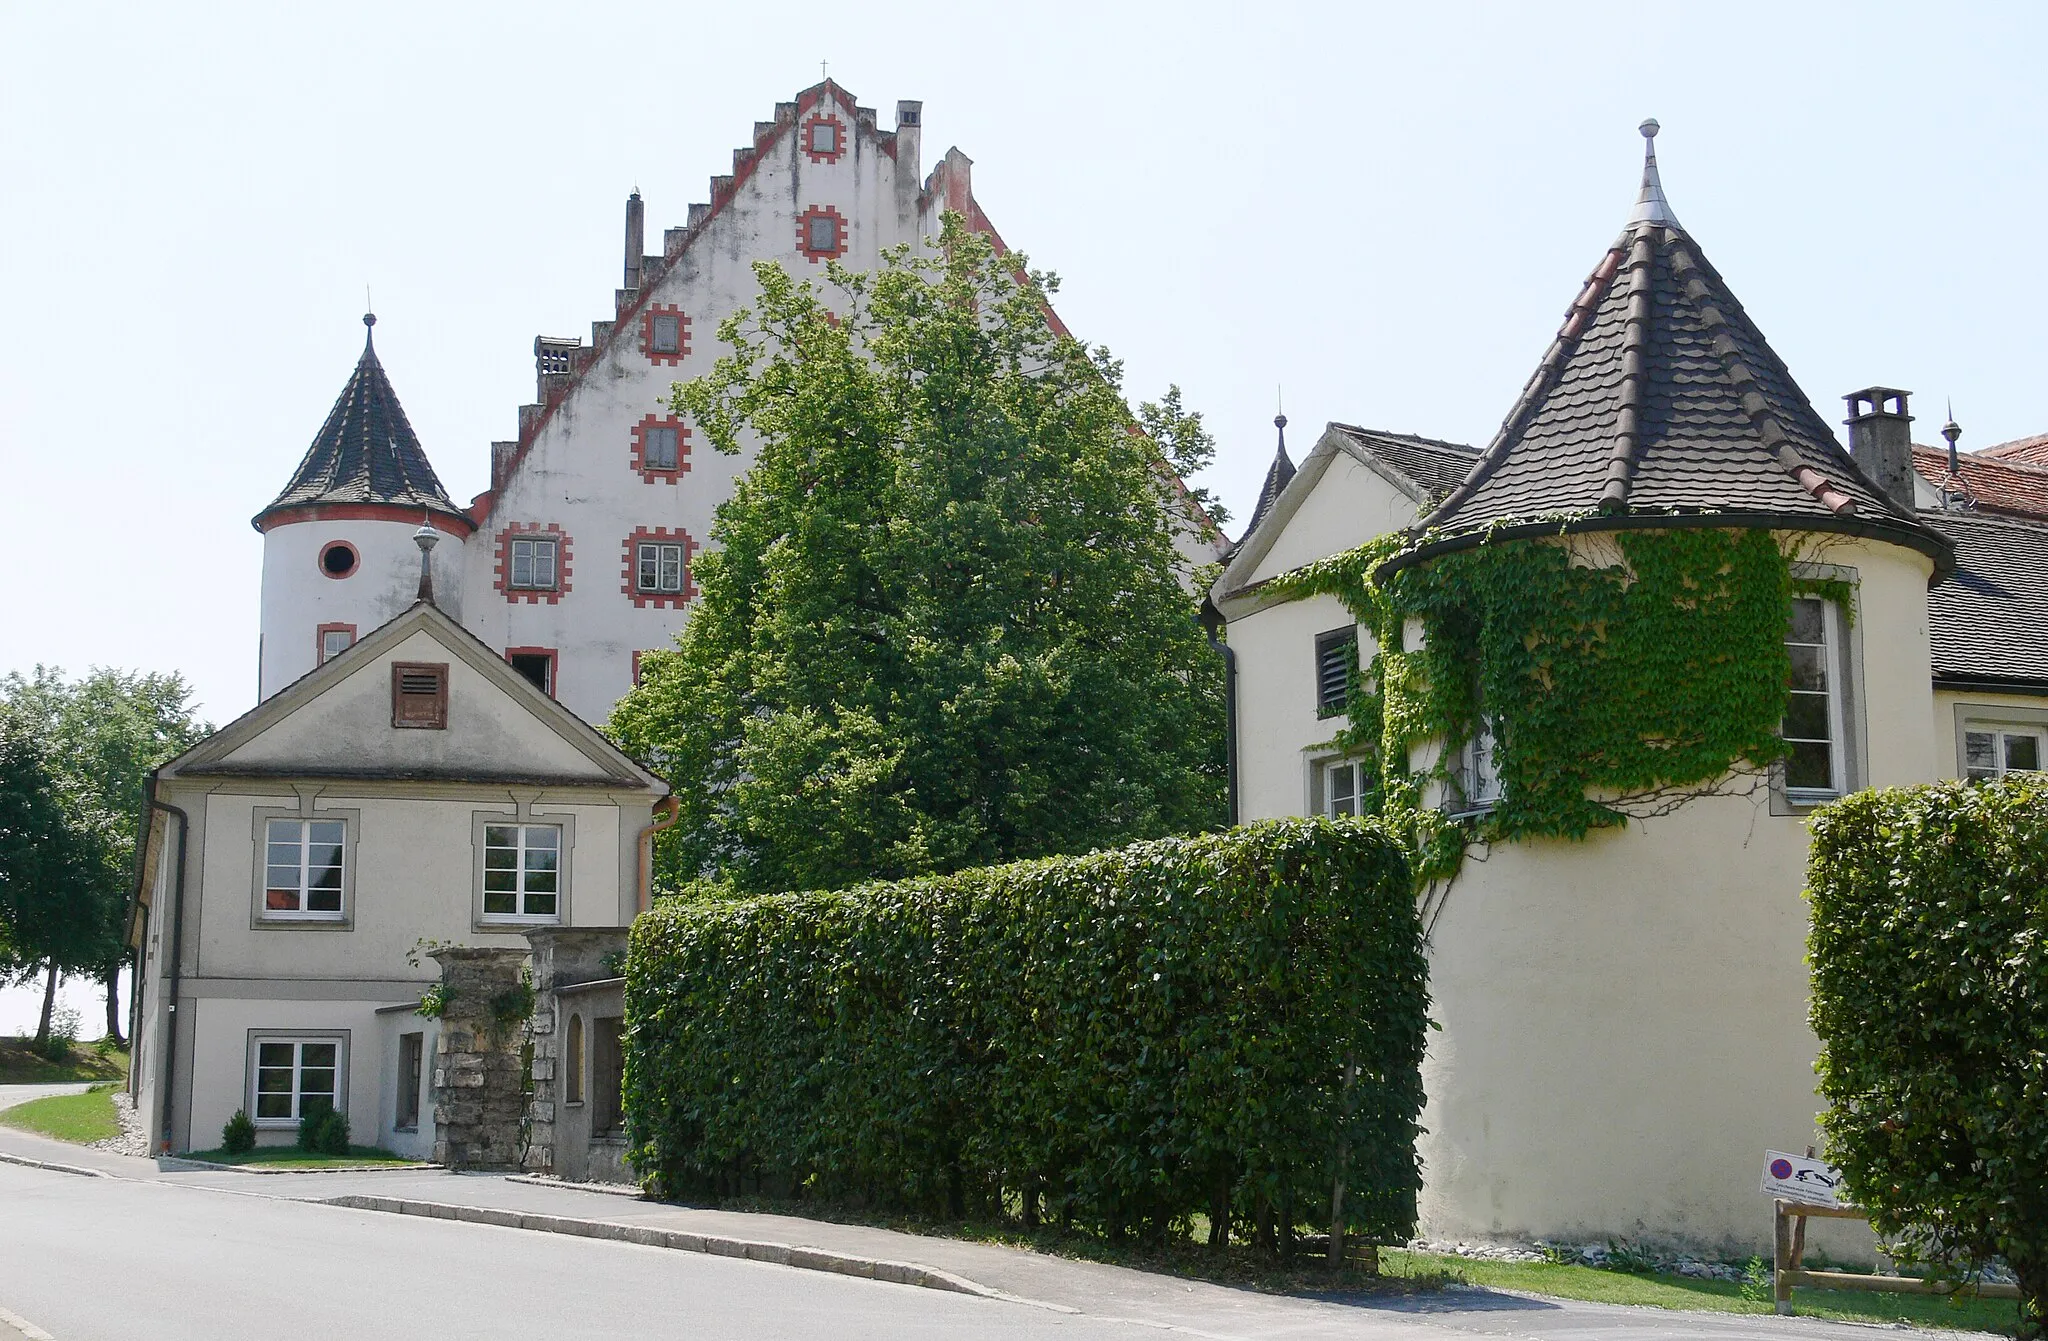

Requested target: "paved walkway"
[{"left": 0, "top": 1123, "right": 2004, "bottom": 1340}]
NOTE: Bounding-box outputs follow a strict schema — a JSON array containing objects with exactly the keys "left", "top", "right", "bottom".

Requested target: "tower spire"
[{"left": 1628, "top": 119, "right": 1681, "bottom": 229}]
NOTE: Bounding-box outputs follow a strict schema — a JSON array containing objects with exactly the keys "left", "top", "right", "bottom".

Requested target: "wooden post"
[
  {"left": 1328, "top": 1178, "right": 1345, "bottom": 1268},
  {"left": 1774, "top": 1199, "right": 1795, "bottom": 1315}
]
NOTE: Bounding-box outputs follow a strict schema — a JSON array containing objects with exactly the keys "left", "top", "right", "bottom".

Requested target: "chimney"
[
  {"left": 623, "top": 191, "right": 645, "bottom": 291},
  {"left": 894, "top": 100, "right": 922, "bottom": 179},
  {"left": 1843, "top": 388, "right": 1916, "bottom": 511}
]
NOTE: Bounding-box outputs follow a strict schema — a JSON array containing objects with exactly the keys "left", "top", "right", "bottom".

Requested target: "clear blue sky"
[{"left": 5, "top": 0, "right": 2043, "bottom": 730}]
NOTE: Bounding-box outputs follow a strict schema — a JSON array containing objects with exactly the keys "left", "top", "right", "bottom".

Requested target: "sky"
[{"left": 6, "top": 1, "right": 2045, "bottom": 732}]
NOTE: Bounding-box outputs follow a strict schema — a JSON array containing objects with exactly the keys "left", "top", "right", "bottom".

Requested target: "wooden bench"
[{"left": 1773, "top": 1198, "right": 2022, "bottom": 1315}]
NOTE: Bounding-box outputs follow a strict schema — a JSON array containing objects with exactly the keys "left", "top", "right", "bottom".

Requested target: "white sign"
[{"left": 1761, "top": 1150, "right": 1846, "bottom": 1207}]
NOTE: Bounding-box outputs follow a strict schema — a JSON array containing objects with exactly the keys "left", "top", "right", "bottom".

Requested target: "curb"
[
  {"left": 156, "top": 1156, "right": 435, "bottom": 1176},
  {"left": 319, "top": 1194, "right": 1003, "bottom": 1299},
  {"left": 0, "top": 1150, "right": 110, "bottom": 1179}
]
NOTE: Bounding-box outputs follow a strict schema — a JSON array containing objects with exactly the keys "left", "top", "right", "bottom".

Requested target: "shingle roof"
[
  {"left": 1913, "top": 445, "right": 2048, "bottom": 521},
  {"left": 1925, "top": 512, "right": 2048, "bottom": 691},
  {"left": 1236, "top": 416, "right": 1297, "bottom": 548},
  {"left": 1331, "top": 424, "right": 1478, "bottom": 502},
  {"left": 1977, "top": 432, "right": 2048, "bottom": 466},
  {"left": 254, "top": 316, "right": 466, "bottom": 530},
  {"left": 1397, "top": 124, "right": 1947, "bottom": 574}
]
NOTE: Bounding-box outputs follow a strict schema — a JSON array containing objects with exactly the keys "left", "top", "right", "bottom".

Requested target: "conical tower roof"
[
  {"left": 254, "top": 315, "right": 470, "bottom": 532},
  {"left": 1236, "top": 413, "right": 1297, "bottom": 549},
  {"left": 1391, "top": 122, "right": 1948, "bottom": 576}
]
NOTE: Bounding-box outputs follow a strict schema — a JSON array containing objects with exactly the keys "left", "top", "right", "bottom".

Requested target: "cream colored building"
[
  {"left": 1213, "top": 125, "right": 1999, "bottom": 1253},
  {"left": 129, "top": 596, "right": 667, "bottom": 1155}
]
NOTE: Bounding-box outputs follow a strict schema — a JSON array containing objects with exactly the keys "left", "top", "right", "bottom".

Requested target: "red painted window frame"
[
  {"left": 640, "top": 304, "right": 690, "bottom": 367},
  {"left": 495, "top": 524, "right": 573, "bottom": 605},
  {"left": 796, "top": 205, "right": 847, "bottom": 263},
  {"left": 630, "top": 415, "right": 690, "bottom": 483},
  {"left": 317, "top": 540, "right": 359, "bottom": 580},
  {"left": 620, "top": 527, "right": 699, "bottom": 609},
  {"left": 505, "top": 647, "right": 558, "bottom": 699},
  {"left": 801, "top": 113, "right": 846, "bottom": 164},
  {"left": 316, "top": 623, "right": 357, "bottom": 665}
]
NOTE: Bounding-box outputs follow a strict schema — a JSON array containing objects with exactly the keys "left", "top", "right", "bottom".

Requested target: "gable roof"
[
  {"left": 1913, "top": 444, "right": 2048, "bottom": 521},
  {"left": 161, "top": 600, "right": 665, "bottom": 791},
  {"left": 1393, "top": 123, "right": 1950, "bottom": 578},
  {"left": 1329, "top": 424, "right": 1479, "bottom": 503},
  {"left": 254, "top": 316, "right": 469, "bottom": 533},
  {"left": 1977, "top": 431, "right": 2048, "bottom": 466},
  {"left": 1925, "top": 512, "right": 2048, "bottom": 693}
]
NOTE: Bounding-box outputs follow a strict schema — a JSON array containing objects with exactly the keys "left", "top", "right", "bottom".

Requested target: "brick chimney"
[
  {"left": 623, "top": 191, "right": 645, "bottom": 292},
  {"left": 1844, "top": 387, "right": 1915, "bottom": 510}
]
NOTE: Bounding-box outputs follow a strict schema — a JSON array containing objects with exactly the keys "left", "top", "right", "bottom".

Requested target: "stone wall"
[
  {"left": 522, "top": 927, "right": 629, "bottom": 1178},
  {"left": 426, "top": 946, "right": 530, "bottom": 1170}
]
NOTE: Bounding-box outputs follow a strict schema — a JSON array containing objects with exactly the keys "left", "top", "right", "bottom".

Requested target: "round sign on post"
[{"left": 1770, "top": 1157, "right": 1794, "bottom": 1180}]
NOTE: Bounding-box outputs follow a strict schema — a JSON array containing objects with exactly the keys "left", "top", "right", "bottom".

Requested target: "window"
[
  {"left": 810, "top": 121, "right": 838, "bottom": 155},
  {"left": 1460, "top": 718, "right": 1503, "bottom": 810},
  {"left": 507, "top": 649, "right": 555, "bottom": 697},
  {"left": 1783, "top": 597, "right": 1845, "bottom": 800},
  {"left": 644, "top": 425, "right": 679, "bottom": 472},
  {"left": 1315, "top": 628, "right": 1358, "bottom": 715},
  {"left": 1964, "top": 725, "right": 2046, "bottom": 782},
  {"left": 650, "top": 313, "right": 683, "bottom": 356},
  {"left": 264, "top": 818, "right": 345, "bottom": 917},
  {"left": 796, "top": 206, "right": 846, "bottom": 262},
  {"left": 253, "top": 1038, "right": 339, "bottom": 1125},
  {"left": 808, "top": 213, "right": 837, "bottom": 253},
  {"left": 482, "top": 823, "right": 561, "bottom": 921},
  {"left": 391, "top": 662, "right": 448, "bottom": 729},
  {"left": 565, "top": 1014, "right": 584, "bottom": 1106},
  {"left": 509, "top": 537, "right": 558, "bottom": 590},
  {"left": 1324, "top": 759, "right": 1365, "bottom": 817},
  {"left": 637, "top": 542, "right": 687, "bottom": 594},
  {"left": 317, "top": 624, "right": 356, "bottom": 665},
  {"left": 318, "top": 541, "right": 358, "bottom": 579},
  {"left": 803, "top": 114, "right": 845, "bottom": 162},
  {"left": 592, "top": 1016, "right": 624, "bottom": 1137},
  {"left": 396, "top": 1032, "right": 422, "bottom": 1131}
]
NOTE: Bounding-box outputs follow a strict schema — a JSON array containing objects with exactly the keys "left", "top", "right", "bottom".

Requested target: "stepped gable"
[
  {"left": 1330, "top": 424, "right": 1477, "bottom": 503},
  {"left": 1399, "top": 122, "right": 1948, "bottom": 574},
  {"left": 255, "top": 314, "right": 468, "bottom": 532}
]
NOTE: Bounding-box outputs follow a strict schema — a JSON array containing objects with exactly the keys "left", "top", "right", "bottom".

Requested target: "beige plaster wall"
[
  {"left": 1932, "top": 688, "right": 2048, "bottom": 779},
  {"left": 1244, "top": 451, "right": 1417, "bottom": 587},
  {"left": 180, "top": 996, "right": 390, "bottom": 1150},
  {"left": 1232, "top": 592, "right": 1363, "bottom": 821}
]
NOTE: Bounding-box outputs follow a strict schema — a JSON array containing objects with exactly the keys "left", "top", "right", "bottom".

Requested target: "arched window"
[{"left": 566, "top": 1014, "right": 585, "bottom": 1105}]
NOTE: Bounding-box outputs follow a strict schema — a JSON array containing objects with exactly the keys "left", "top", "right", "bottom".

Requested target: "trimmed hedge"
[
  {"left": 1808, "top": 779, "right": 2048, "bottom": 1333},
  {"left": 624, "top": 818, "right": 1427, "bottom": 1245}
]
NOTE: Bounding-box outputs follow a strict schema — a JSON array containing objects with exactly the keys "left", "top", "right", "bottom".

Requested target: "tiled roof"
[
  {"left": 1977, "top": 431, "right": 2048, "bottom": 465},
  {"left": 1925, "top": 512, "right": 2048, "bottom": 690},
  {"left": 256, "top": 318, "right": 464, "bottom": 528},
  {"left": 1403, "top": 126, "right": 1946, "bottom": 572},
  {"left": 1331, "top": 424, "right": 1478, "bottom": 502},
  {"left": 1913, "top": 445, "right": 2048, "bottom": 521},
  {"left": 1236, "top": 418, "right": 1297, "bottom": 548}
]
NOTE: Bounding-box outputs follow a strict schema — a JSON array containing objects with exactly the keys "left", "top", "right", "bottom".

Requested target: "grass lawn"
[
  {"left": 0, "top": 1038, "right": 128, "bottom": 1084},
  {"left": 1383, "top": 1249, "right": 2025, "bottom": 1336},
  {"left": 0, "top": 1084, "right": 120, "bottom": 1144},
  {"left": 179, "top": 1146, "right": 422, "bottom": 1169}
]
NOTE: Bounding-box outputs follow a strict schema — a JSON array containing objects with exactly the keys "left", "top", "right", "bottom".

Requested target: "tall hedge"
[
  {"left": 1808, "top": 779, "right": 2048, "bottom": 1335},
  {"left": 623, "top": 818, "right": 1427, "bottom": 1245}
]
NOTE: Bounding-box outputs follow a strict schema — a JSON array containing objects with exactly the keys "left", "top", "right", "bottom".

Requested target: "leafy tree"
[
  {"left": 0, "top": 719, "right": 109, "bottom": 1048},
  {"left": 1137, "top": 385, "right": 1229, "bottom": 527},
  {"left": 611, "top": 217, "right": 1226, "bottom": 894},
  {"left": 0, "top": 667, "right": 207, "bottom": 1045}
]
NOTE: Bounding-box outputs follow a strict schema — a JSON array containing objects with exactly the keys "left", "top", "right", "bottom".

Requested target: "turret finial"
[
  {"left": 1943, "top": 401, "right": 1963, "bottom": 475},
  {"left": 414, "top": 514, "right": 440, "bottom": 604},
  {"left": 1628, "top": 118, "right": 1681, "bottom": 229}
]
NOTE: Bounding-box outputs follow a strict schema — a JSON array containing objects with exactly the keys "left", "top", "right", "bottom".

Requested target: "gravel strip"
[{"left": 92, "top": 1090, "right": 151, "bottom": 1158}]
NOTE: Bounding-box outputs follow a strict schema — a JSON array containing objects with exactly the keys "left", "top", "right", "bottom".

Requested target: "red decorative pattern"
[
  {"left": 494, "top": 523, "right": 573, "bottom": 605},
  {"left": 620, "top": 527, "right": 699, "bottom": 608},
  {"left": 258, "top": 502, "right": 474, "bottom": 536},
  {"left": 801, "top": 113, "right": 846, "bottom": 163},
  {"left": 796, "top": 205, "right": 848, "bottom": 263},
  {"left": 639, "top": 304, "right": 691, "bottom": 366},
  {"left": 630, "top": 414, "right": 692, "bottom": 483}
]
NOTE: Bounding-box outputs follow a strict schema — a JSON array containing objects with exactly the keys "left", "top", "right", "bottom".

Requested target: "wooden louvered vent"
[{"left": 391, "top": 662, "right": 449, "bottom": 729}]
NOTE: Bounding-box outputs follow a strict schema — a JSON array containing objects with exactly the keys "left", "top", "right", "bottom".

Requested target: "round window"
[{"left": 319, "top": 541, "right": 359, "bottom": 579}]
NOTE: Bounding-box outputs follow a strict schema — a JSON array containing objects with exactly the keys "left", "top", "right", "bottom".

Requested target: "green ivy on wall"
[{"left": 1272, "top": 524, "right": 1796, "bottom": 882}]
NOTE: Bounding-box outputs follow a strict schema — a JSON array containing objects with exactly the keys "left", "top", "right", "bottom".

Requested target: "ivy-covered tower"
[{"left": 1384, "top": 123, "right": 1951, "bottom": 1252}]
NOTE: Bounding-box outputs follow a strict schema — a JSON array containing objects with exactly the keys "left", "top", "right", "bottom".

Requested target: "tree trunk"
[
  {"left": 2013, "top": 1255, "right": 2047, "bottom": 1341},
  {"left": 34, "top": 961, "right": 60, "bottom": 1049},
  {"left": 103, "top": 962, "right": 125, "bottom": 1049}
]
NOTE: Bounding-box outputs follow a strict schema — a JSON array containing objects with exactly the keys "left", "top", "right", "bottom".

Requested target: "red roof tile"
[{"left": 1914, "top": 445, "right": 2048, "bottom": 520}]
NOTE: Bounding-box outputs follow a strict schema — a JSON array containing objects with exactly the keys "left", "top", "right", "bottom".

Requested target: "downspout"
[
  {"left": 634, "top": 795, "right": 681, "bottom": 917},
  {"left": 148, "top": 790, "right": 191, "bottom": 1154},
  {"left": 1200, "top": 599, "right": 1239, "bottom": 827}
]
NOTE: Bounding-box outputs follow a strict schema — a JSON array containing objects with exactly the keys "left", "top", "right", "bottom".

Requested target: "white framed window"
[
  {"left": 1457, "top": 717, "right": 1503, "bottom": 812},
  {"left": 644, "top": 425, "right": 680, "bottom": 472},
  {"left": 1963, "top": 725, "right": 2046, "bottom": 782},
  {"left": 1323, "top": 758, "right": 1365, "bottom": 817},
  {"left": 509, "top": 537, "right": 559, "bottom": 590},
  {"left": 1783, "top": 597, "right": 1847, "bottom": 802},
  {"left": 482, "top": 823, "right": 562, "bottom": 921},
  {"left": 263, "top": 818, "right": 346, "bottom": 918},
  {"left": 250, "top": 1035, "right": 344, "bottom": 1127},
  {"left": 637, "top": 542, "right": 687, "bottom": 593},
  {"left": 318, "top": 625, "right": 355, "bottom": 665}
]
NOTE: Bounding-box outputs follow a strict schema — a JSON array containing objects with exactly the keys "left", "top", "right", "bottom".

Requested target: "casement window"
[
  {"left": 636, "top": 542, "right": 687, "bottom": 594},
  {"left": 565, "top": 1014, "right": 585, "bottom": 1106},
  {"left": 509, "top": 537, "right": 559, "bottom": 591},
  {"left": 1460, "top": 718, "right": 1503, "bottom": 810},
  {"left": 1314, "top": 628, "right": 1358, "bottom": 716},
  {"left": 643, "top": 425, "right": 680, "bottom": 472},
  {"left": 317, "top": 624, "right": 356, "bottom": 665},
  {"left": 395, "top": 1033, "right": 423, "bottom": 1131},
  {"left": 391, "top": 662, "right": 448, "bottom": 729},
  {"left": 263, "top": 818, "right": 345, "bottom": 917},
  {"left": 1963, "top": 724, "right": 2046, "bottom": 782},
  {"left": 251, "top": 1037, "right": 342, "bottom": 1126},
  {"left": 482, "top": 823, "right": 562, "bottom": 922},
  {"left": 650, "top": 314, "right": 683, "bottom": 356},
  {"left": 507, "top": 648, "right": 556, "bottom": 697},
  {"left": 1783, "top": 597, "right": 1847, "bottom": 801},
  {"left": 592, "top": 1016, "right": 624, "bottom": 1137},
  {"left": 1323, "top": 758, "right": 1365, "bottom": 817}
]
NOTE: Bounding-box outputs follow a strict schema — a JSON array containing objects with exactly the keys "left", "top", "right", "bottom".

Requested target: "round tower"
[{"left": 254, "top": 314, "right": 475, "bottom": 698}]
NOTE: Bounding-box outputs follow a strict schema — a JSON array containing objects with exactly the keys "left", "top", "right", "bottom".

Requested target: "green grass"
[
  {"left": 0, "top": 1038, "right": 128, "bottom": 1084},
  {"left": 1383, "top": 1249, "right": 2024, "bottom": 1336},
  {"left": 180, "top": 1145, "right": 422, "bottom": 1169},
  {"left": 0, "top": 1084, "right": 120, "bottom": 1144}
]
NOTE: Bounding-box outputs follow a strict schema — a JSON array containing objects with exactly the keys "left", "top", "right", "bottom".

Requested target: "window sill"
[
  {"left": 478, "top": 916, "right": 564, "bottom": 929},
  {"left": 256, "top": 915, "right": 351, "bottom": 930}
]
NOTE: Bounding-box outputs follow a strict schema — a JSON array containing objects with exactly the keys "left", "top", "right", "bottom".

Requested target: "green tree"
[
  {"left": 0, "top": 719, "right": 109, "bottom": 1049},
  {"left": 0, "top": 667, "right": 207, "bottom": 1045},
  {"left": 611, "top": 217, "right": 1226, "bottom": 894}
]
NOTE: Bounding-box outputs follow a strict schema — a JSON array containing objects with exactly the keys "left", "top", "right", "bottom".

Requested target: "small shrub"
[
  {"left": 296, "top": 1100, "right": 333, "bottom": 1152},
  {"left": 221, "top": 1108, "right": 256, "bottom": 1154},
  {"left": 315, "top": 1109, "right": 350, "bottom": 1156},
  {"left": 1605, "top": 1239, "right": 1661, "bottom": 1275},
  {"left": 35, "top": 1006, "right": 81, "bottom": 1063}
]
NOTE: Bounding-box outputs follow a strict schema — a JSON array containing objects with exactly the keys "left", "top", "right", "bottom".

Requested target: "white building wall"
[{"left": 260, "top": 518, "right": 466, "bottom": 700}]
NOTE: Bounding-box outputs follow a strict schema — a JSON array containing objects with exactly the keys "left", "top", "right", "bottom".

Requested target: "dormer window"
[
  {"left": 510, "top": 537, "right": 558, "bottom": 590},
  {"left": 391, "top": 662, "right": 448, "bottom": 729}
]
